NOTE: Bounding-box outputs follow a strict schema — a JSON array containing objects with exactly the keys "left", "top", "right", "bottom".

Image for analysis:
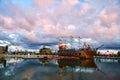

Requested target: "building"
[
  {"left": 39, "top": 46, "right": 52, "bottom": 55},
  {"left": 0, "top": 46, "right": 8, "bottom": 54}
]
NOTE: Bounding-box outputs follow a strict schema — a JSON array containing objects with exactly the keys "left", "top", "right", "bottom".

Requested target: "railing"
[{"left": 94, "top": 56, "right": 120, "bottom": 59}]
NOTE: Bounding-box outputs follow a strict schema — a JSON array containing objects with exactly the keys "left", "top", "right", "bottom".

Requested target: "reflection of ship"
[
  {"left": 58, "top": 36, "right": 97, "bottom": 59},
  {"left": 58, "top": 59, "right": 97, "bottom": 68},
  {"left": 58, "top": 59, "right": 98, "bottom": 74}
]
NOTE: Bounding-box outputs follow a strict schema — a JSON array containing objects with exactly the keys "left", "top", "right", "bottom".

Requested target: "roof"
[{"left": 40, "top": 47, "right": 51, "bottom": 50}]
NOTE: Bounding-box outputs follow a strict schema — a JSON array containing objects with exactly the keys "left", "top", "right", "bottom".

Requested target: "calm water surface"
[{"left": 0, "top": 58, "right": 120, "bottom": 80}]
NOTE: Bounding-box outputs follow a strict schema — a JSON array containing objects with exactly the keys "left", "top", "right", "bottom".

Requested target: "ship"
[{"left": 58, "top": 36, "right": 97, "bottom": 59}]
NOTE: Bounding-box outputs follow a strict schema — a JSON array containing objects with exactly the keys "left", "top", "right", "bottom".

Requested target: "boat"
[{"left": 58, "top": 36, "right": 97, "bottom": 59}]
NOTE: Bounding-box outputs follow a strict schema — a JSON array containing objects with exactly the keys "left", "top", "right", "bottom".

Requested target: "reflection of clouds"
[
  {"left": 75, "top": 67, "right": 96, "bottom": 73},
  {"left": 23, "top": 68, "right": 35, "bottom": 80},
  {"left": 0, "top": 64, "right": 4, "bottom": 68},
  {"left": 4, "top": 66, "right": 15, "bottom": 76},
  {"left": 6, "top": 58, "right": 24, "bottom": 65},
  {"left": 96, "top": 62, "right": 120, "bottom": 73},
  {"left": 1, "top": 59, "right": 120, "bottom": 80}
]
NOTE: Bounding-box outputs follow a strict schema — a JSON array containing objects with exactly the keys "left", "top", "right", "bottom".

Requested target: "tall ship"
[{"left": 58, "top": 36, "right": 97, "bottom": 59}]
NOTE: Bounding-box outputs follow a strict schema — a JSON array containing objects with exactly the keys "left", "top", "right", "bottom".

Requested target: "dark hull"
[{"left": 58, "top": 49, "right": 97, "bottom": 59}]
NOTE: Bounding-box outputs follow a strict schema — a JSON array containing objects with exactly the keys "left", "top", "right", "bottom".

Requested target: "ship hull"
[{"left": 58, "top": 49, "right": 97, "bottom": 59}]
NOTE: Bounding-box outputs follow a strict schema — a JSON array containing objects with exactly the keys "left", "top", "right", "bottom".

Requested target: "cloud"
[
  {"left": 35, "top": 0, "right": 55, "bottom": 7},
  {"left": 62, "top": 0, "right": 79, "bottom": 6},
  {"left": 0, "top": 0, "right": 120, "bottom": 50}
]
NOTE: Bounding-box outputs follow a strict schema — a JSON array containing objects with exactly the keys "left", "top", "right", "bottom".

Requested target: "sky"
[{"left": 0, "top": 0, "right": 120, "bottom": 51}]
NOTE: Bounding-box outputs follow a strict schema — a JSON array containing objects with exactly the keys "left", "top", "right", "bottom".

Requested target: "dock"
[
  {"left": 0, "top": 54, "right": 79, "bottom": 59},
  {"left": 94, "top": 56, "right": 120, "bottom": 59},
  {"left": 0, "top": 54, "right": 58, "bottom": 59},
  {"left": 1, "top": 55, "right": 120, "bottom": 60}
]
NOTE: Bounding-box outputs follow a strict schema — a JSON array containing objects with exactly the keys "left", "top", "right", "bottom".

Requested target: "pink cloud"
[
  {"left": 62, "top": 0, "right": 79, "bottom": 6},
  {"left": 35, "top": 0, "right": 55, "bottom": 7},
  {"left": 100, "top": 9, "right": 118, "bottom": 25},
  {"left": 0, "top": 0, "right": 120, "bottom": 49}
]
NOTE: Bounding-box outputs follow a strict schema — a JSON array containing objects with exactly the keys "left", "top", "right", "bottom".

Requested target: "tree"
[{"left": 117, "top": 51, "right": 120, "bottom": 56}]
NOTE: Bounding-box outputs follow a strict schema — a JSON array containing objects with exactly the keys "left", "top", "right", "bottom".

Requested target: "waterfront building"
[
  {"left": 39, "top": 46, "right": 52, "bottom": 55},
  {"left": 0, "top": 46, "right": 8, "bottom": 54}
]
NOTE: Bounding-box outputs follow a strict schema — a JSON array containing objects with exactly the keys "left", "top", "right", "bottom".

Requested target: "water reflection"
[
  {"left": 0, "top": 57, "right": 6, "bottom": 68},
  {"left": 95, "top": 58, "right": 120, "bottom": 63},
  {"left": 0, "top": 57, "right": 120, "bottom": 80},
  {"left": 95, "top": 59, "right": 120, "bottom": 74},
  {"left": 57, "top": 59, "right": 98, "bottom": 80},
  {"left": 58, "top": 59, "right": 97, "bottom": 74},
  {"left": 58, "top": 59, "right": 97, "bottom": 68},
  {"left": 39, "top": 58, "right": 52, "bottom": 64}
]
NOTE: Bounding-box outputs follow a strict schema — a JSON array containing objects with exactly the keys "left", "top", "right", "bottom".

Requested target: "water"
[{"left": 0, "top": 58, "right": 120, "bottom": 80}]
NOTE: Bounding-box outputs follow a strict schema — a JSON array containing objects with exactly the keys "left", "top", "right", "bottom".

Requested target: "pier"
[
  {"left": 94, "top": 56, "right": 120, "bottom": 59},
  {"left": 1, "top": 54, "right": 120, "bottom": 60},
  {"left": 0, "top": 54, "right": 58, "bottom": 59},
  {"left": 0, "top": 54, "right": 79, "bottom": 59}
]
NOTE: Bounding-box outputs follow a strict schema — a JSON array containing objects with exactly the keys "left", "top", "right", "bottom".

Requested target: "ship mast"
[
  {"left": 83, "top": 42, "right": 87, "bottom": 49},
  {"left": 78, "top": 36, "right": 82, "bottom": 49},
  {"left": 70, "top": 36, "right": 73, "bottom": 49},
  {"left": 59, "top": 36, "right": 62, "bottom": 47}
]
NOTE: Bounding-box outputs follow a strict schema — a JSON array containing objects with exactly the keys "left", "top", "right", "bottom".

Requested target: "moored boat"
[{"left": 58, "top": 36, "right": 97, "bottom": 59}]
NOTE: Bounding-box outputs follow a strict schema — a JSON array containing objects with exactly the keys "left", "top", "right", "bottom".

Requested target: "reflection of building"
[
  {"left": 0, "top": 57, "right": 5, "bottom": 63},
  {"left": 39, "top": 46, "right": 52, "bottom": 55},
  {"left": 39, "top": 58, "right": 51, "bottom": 64},
  {"left": 0, "top": 46, "right": 8, "bottom": 54},
  {"left": 0, "top": 57, "right": 6, "bottom": 68}
]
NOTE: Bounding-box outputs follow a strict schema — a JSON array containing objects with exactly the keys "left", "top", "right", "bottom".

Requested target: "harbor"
[
  {"left": 94, "top": 56, "right": 120, "bottom": 60},
  {"left": 0, "top": 45, "right": 120, "bottom": 80},
  {"left": 0, "top": 56, "right": 120, "bottom": 80},
  {"left": 1, "top": 54, "right": 120, "bottom": 59},
  {"left": 0, "top": 54, "right": 58, "bottom": 59},
  {"left": 0, "top": 0, "right": 120, "bottom": 80}
]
